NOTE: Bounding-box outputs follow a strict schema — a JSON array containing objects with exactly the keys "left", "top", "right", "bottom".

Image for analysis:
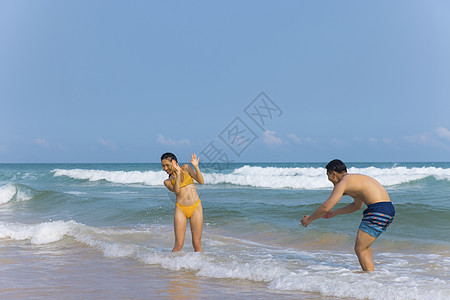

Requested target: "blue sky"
[{"left": 1, "top": 0, "right": 449, "bottom": 163}]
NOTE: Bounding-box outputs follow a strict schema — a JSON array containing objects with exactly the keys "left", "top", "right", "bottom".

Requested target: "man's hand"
[{"left": 301, "top": 215, "right": 312, "bottom": 227}]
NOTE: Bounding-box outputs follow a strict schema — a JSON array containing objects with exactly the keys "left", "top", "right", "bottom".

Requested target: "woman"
[{"left": 161, "top": 152, "right": 204, "bottom": 252}]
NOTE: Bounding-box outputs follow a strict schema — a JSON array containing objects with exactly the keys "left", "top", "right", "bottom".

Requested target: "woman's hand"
[
  {"left": 171, "top": 160, "right": 181, "bottom": 174},
  {"left": 191, "top": 153, "right": 200, "bottom": 167}
]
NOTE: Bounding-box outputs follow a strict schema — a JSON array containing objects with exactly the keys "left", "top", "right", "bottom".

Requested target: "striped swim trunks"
[{"left": 359, "top": 201, "right": 395, "bottom": 238}]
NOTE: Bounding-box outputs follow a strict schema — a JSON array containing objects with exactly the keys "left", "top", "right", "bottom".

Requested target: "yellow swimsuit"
[{"left": 171, "top": 171, "right": 201, "bottom": 218}]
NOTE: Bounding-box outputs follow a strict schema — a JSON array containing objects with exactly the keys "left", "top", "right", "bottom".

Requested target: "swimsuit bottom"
[
  {"left": 176, "top": 199, "right": 201, "bottom": 218},
  {"left": 359, "top": 201, "right": 395, "bottom": 238}
]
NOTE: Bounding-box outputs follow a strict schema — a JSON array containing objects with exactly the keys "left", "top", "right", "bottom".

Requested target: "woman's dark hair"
[
  {"left": 326, "top": 159, "right": 347, "bottom": 174},
  {"left": 161, "top": 152, "right": 177, "bottom": 162}
]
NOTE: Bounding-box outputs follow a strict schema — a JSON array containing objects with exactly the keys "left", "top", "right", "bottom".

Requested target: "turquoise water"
[{"left": 0, "top": 162, "right": 449, "bottom": 299}]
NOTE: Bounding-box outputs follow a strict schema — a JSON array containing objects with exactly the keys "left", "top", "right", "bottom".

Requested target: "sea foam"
[
  {"left": 0, "top": 184, "right": 17, "bottom": 204},
  {"left": 52, "top": 169, "right": 167, "bottom": 186},
  {"left": 0, "top": 183, "right": 33, "bottom": 204},
  {"left": 1, "top": 219, "right": 448, "bottom": 300},
  {"left": 0, "top": 220, "right": 77, "bottom": 244},
  {"left": 52, "top": 166, "right": 450, "bottom": 190}
]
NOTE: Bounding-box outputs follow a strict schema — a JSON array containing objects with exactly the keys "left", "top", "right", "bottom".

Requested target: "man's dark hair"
[
  {"left": 326, "top": 159, "right": 347, "bottom": 174},
  {"left": 161, "top": 152, "right": 177, "bottom": 162}
]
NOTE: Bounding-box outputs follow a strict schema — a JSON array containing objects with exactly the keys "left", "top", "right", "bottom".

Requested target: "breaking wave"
[{"left": 52, "top": 166, "right": 450, "bottom": 190}]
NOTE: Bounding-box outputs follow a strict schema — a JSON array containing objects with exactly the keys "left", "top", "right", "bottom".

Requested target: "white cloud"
[
  {"left": 157, "top": 134, "right": 191, "bottom": 147},
  {"left": 287, "top": 134, "right": 317, "bottom": 145},
  {"left": 330, "top": 137, "right": 345, "bottom": 147},
  {"left": 435, "top": 127, "right": 450, "bottom": 141},
  {"left": 287, "top": 133, "right": 317, "bottom": 145},
  {"left": 56, "top": 142, "right": 69, "bottom": 151},
  {"left": 408, "top": 134, "right": 437, "bottom": 148},
  {"left": 368, "top": 137, "right": 391, "bottom": 144},
  {"left": 304, "top": 137, "right": 317, "bottom": 144},
  {"left": 287, "top": 133, "right": 302, "bottom": 144},
  {"left": 97, "top": 138, "right": 117, "bottom": 150},
  {"left": 263, "top": 130, "right": 283, "bottom": 146},
  {"left": 382, "top": 138, "right": 392, "bottom": 144},
  {"left": 404, "top": 127, "right": 450, "bottom": 150},
  {"left": 34, "top": 138, "right": 49, "bottom": 148}
]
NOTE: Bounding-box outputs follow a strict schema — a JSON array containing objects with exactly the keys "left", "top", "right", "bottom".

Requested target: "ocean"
[{"left": 0, "top": 162, "right": 449, "bottom": 299}]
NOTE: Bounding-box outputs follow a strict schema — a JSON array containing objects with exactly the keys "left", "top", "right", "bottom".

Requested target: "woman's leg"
[
  {"left": 189, "top": 203, "right": 203, "bottom": 253},
  {"left": 172, "top": 206, "right": 187, "bottom": 252}
]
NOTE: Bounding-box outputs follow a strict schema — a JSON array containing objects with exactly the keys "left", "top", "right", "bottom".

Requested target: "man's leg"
[{"left": 354, "top": 229, "right": 377, "bottom": 271}]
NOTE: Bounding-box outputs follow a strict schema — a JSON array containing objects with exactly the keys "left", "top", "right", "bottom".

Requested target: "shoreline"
[{"left": 0, "top": 239, "right": 346, "bottom": 300}]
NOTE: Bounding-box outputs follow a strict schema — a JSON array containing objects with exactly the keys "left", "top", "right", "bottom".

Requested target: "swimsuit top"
[{"left": 171, "top": 170, "right": 195, "bottom": 188}]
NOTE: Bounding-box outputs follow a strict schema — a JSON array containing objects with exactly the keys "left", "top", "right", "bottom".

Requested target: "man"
[{"left": 301, "top": 159, "right": 395, "bottom": 271}]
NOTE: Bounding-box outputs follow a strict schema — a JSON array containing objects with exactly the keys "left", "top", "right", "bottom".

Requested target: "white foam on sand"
[{"left": 0, "top": 219, "right": 448, "bottom": 299}]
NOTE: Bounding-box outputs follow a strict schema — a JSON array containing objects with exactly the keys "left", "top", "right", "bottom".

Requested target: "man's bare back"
[{"left": 338, "top": 174, "right": 391, "bottom": 206}]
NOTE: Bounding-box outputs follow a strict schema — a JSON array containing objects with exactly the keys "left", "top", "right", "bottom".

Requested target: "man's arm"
[
  {"left": 301, "top": 180, "right": 347, "bottom": 227},
  {"left": 323, "top": 198, "right": 363, "bottom": 219}
]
